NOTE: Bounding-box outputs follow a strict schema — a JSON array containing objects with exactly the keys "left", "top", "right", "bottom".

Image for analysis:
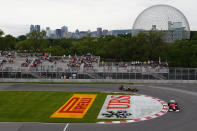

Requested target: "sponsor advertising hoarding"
[{"left": 51, "top": 94, "right": 97, "bottom": 118}]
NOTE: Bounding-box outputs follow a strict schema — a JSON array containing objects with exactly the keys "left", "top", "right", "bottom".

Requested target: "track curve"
[{"left": 0, "top": 83, "right": 197, "bottom": 131}]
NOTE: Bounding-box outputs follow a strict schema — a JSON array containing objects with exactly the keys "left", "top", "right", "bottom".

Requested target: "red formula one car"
[
  {"left": 168, "top": 100, "right": 180, "bottom": 112},
  {"left": 118, "top": 85, "right": 138, "bottom": 92}
]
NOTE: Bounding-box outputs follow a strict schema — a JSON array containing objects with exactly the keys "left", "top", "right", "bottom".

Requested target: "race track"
[{"left": 0, "top": 83, "right": 197, "bottom": 131}]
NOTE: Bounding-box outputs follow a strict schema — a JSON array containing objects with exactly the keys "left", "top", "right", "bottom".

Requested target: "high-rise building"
[
  {"left": 35, "top": 25, "right": 41, "bottom": 32},
  {"left": 90, "top": 31, "right": 97, "bottom": 37},
  {"left": 61, "top": 26, "right": 68, "bottom": 37},
  {"left": 46, "top": 27, "right": 50, "bottom": 30},
  {"left": 151, "top": 25, "right": 157, "bottom": 30},
  {"left": 79, "top": 31, "right": 88, "bottom": 38},
  {"left": 97, "top": 28, "right": 102, "bottom": 37},
  {"left": 88, "top": 30, "right": 91, "bottom": 34},
  {"left": 103, "top": 30, "right": 108, "bottom": 36},
  {"left": 55, "top": 29, "right": 62, "bottom": 38},
  {"left": 75, "top": 29, "right": 80, "bottom": 35},
  {"left": 66, "top": 32, "right": 74, "bottom": 38},
  {"left": 46, "top": 27, "right": 51, "bottom": 38},
  {"left": 30, "top": 25, "right": 35, "bottom": 32},
  {"left": 49, "top": 30, "right": 56, "bottom": 39}
]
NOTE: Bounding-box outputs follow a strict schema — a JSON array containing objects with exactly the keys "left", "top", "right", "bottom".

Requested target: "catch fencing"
[{"left": 0, "top": 67, "right": 197, "bottom": 80}]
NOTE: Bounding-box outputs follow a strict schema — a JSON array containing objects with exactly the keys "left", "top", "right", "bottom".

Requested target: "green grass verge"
[
  {"left": 0, "top": 91, "right": 134, "bottom": 123},
  {"left": 0, "top": 82, "right": 133, "bottom": 85}
]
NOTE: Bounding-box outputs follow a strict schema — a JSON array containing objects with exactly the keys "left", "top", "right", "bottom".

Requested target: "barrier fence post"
[
  {"left": 175, "top": 68, "right": 176, "bottom": 80},
  {"left": 129, "top": 72, "right": 130, "bottom": 80},
  {"left": 116, "top": 71, "right": 117, "bottom": 80}
]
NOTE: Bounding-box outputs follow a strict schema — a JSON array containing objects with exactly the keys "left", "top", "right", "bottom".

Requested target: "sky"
[{"left": 0, "top": 0, "right": 196, "bottom": 36}]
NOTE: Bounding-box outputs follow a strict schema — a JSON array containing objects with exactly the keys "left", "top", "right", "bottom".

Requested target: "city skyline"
[
  {"left": 0, "top": 0, "right": 196, "bottom": 36},
  {"left": 31, "top": 25, "right": 132, "bottom": 39}
]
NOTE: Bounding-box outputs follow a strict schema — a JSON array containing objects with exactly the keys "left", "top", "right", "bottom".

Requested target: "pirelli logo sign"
[{"left": 50, "top": 94, "right": 97, "bottom": 118}]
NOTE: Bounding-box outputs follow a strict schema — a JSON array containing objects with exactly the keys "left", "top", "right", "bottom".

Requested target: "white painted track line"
[{"left": 63, "top": 123, "right": 69, "bottom": 131}]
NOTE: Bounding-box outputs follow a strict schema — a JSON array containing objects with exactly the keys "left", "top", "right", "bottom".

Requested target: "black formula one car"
[
  {"left": 118, "top": 85, "right": 138, "bottom": 92},
  {"left": 168, "top": 100, "right": 180, "bottom": 112}
]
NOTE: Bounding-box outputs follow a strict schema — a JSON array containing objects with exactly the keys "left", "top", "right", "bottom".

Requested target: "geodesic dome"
[{"left": 132, "top": 4, "right": 190, "bottom": 39}]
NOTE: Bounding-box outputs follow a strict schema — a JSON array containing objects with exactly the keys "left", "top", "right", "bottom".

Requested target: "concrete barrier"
[{"left": 0, "top": 78, "right": 197, "bottom": 84}]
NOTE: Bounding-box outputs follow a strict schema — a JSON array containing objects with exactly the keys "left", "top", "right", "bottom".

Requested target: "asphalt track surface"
[{"left": 0, "top": 83, "right": 197, "bottom": 131}]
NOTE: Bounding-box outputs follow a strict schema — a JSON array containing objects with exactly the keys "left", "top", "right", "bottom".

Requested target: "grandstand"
[{"left": 3, "top": 52, "right": 195, "bottom": 80}]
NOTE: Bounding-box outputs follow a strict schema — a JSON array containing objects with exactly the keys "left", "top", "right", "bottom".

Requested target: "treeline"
[{"left": 1, "top": 29, "right": 197, "bottom": 67}]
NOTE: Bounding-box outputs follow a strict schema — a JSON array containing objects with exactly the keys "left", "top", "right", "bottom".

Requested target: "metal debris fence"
[{"left": 0, "top": 67, "right": 196, "bottom": 80}]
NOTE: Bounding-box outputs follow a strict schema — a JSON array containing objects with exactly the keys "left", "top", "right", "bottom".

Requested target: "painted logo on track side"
[
  {"left": 50, "top": 94, "right": 97, "bottom": 118},
  {"left": 97, "top": 95, "right": 164, "bottom": 119},
  {"left": 98, "top": 95, "right": 133, "bottom": 119}
]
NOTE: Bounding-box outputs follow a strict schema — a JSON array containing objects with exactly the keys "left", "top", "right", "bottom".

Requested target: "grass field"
[{"left": 0, "top": 91, "right": 133, "bottom": 123}]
